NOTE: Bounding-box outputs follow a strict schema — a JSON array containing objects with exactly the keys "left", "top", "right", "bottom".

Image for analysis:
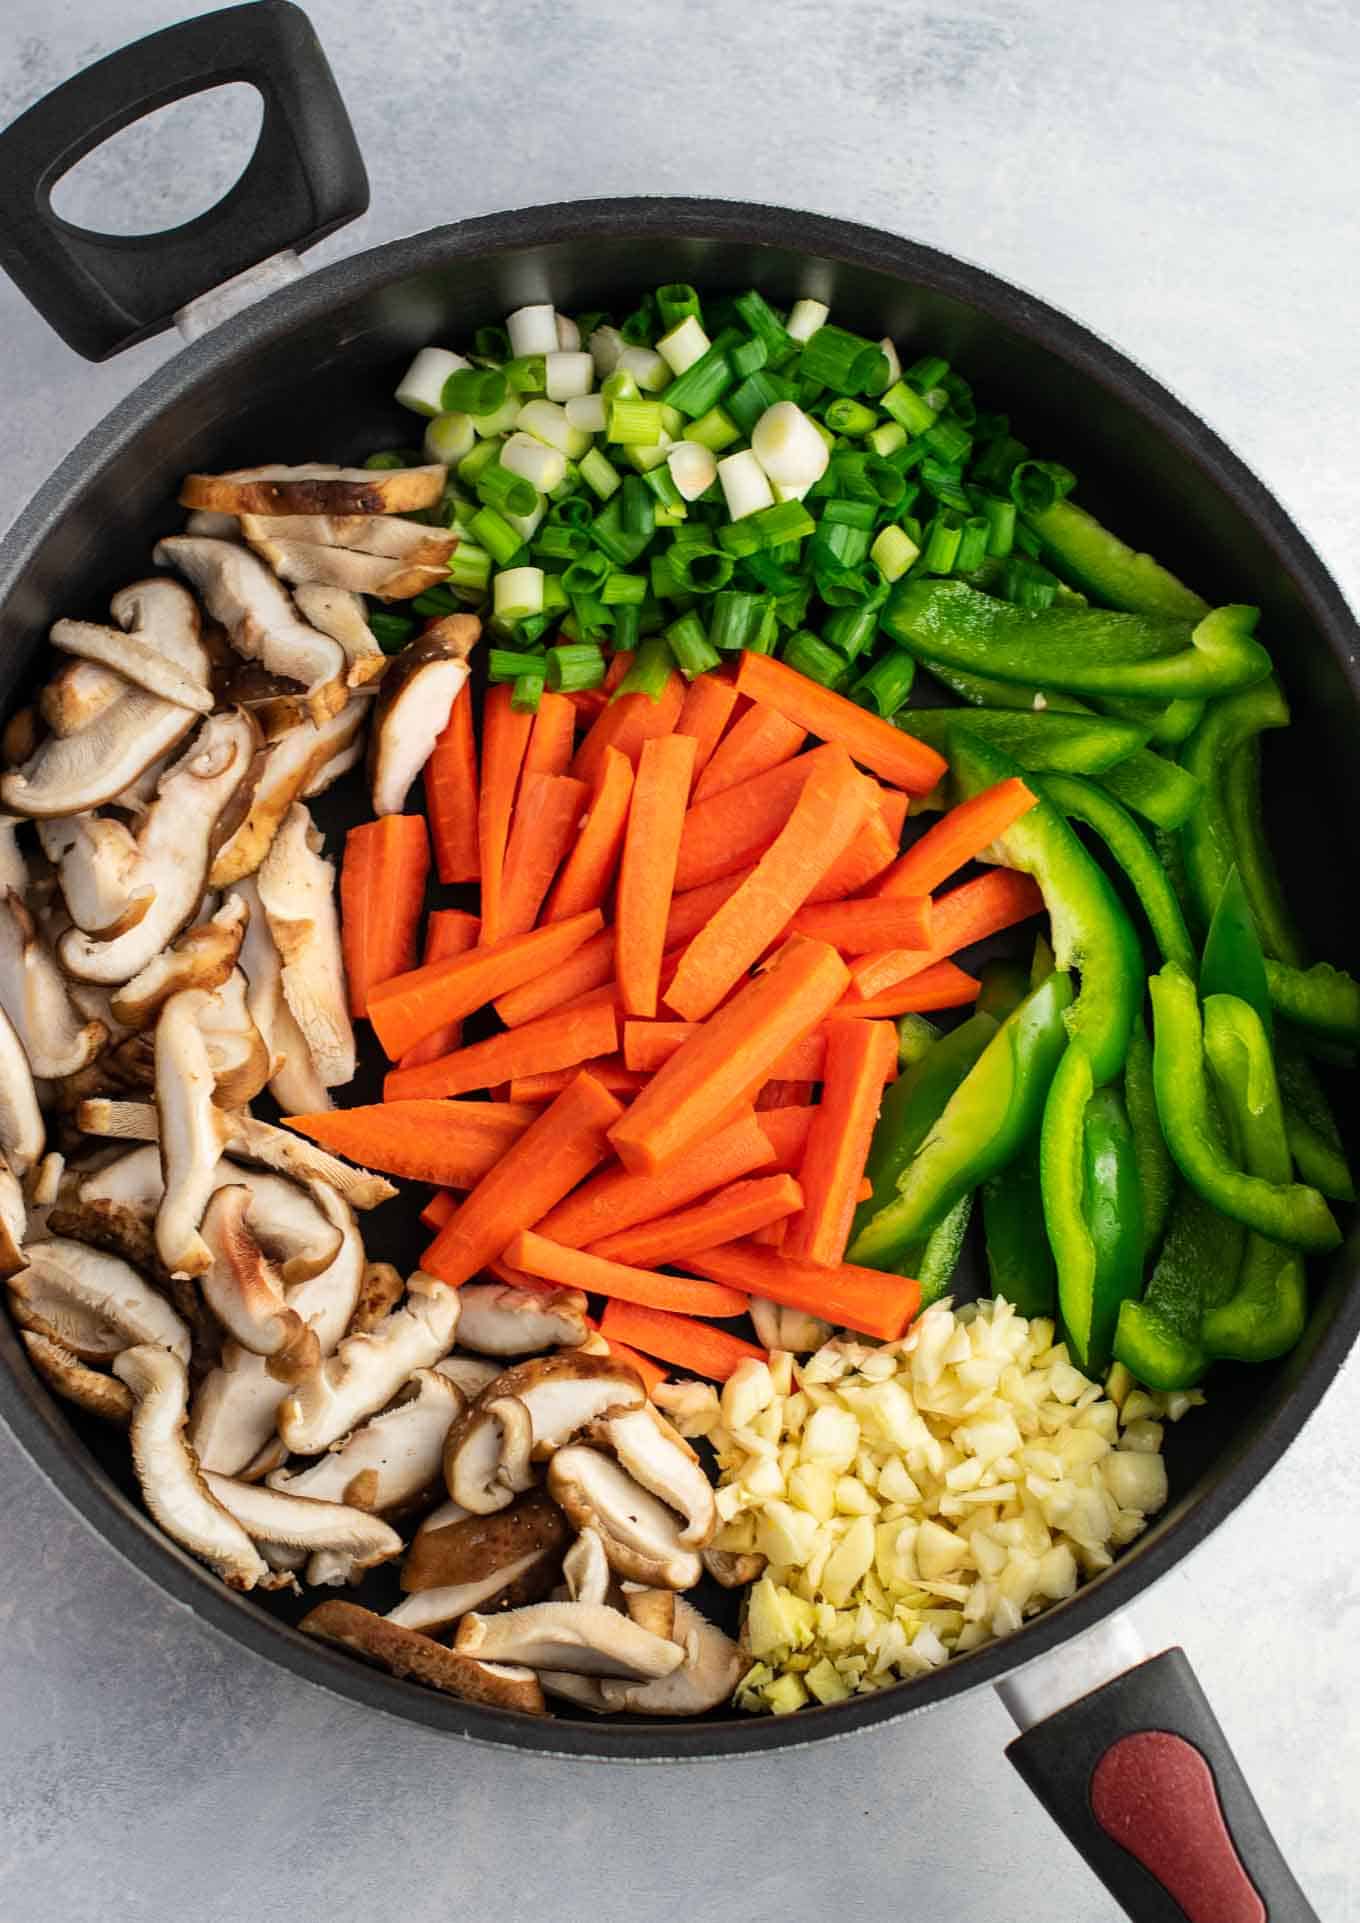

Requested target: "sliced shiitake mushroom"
[
  {"left": 277, "top": 1272, "right": 461, "bottom": 1454},
  {"left": 586, "top": 1402, "right": 717, "bottom": 1548},
  {"left": 210, "top": 699, "right": 366, "bottom": 889},
  {"left": 9, "top": 1236, "right": 191, "bottom": 1362},
  {"left": 441, "top": 1353, "right": 645, "bottom": 1516},
  {"left": 179, "top": 463, "right": 446, "bottom": 517},
  {"left": 110, "top": 895, "right": 248, "bottom": 1030},
  {"left": 0, "top": 685, "right": 198, "bottom": 821},
  {"left": 198, "top": 1185, "right": 319, "bottom": 1381},
  {"left": 20, "top": 1328, "right": 133, "bottom": 1424},
  {"left": 453, "top": 1280, "right": 588, "bottom": 1356},
  {"left": 301, "top": 1599, "right": 546, "bottom": 1715},
  {"left": 0, "top": 888, "right": 106, "bottom": 1076},
  {"left": 240, "top": 512, "right": 455, "bottom": 601},
  {"left": 348, "top": 1260, "right": 404, "bottom": 1336},
  {"left": 399, "top": 1486, "right": 566, "bottom": 1597},
  {"left": 547, "top": 1445, "right": 703, "bottom": 1590},
  {"left": 0, "top": 1003, "right": 44, "bottom": 1174},
  {"left": 367, "top": 616, "right": 478, "bottom": 818},
  {"left": 231, "top": 875, "right": 332, "bottom": 1116},
  {"left": 268, "top": 1367, "right": 463, "bottom": 1514},
  {"left": 254, "top": 803, "right": 354, "bottom": 1087},
  {"left": 597, "top": 1597, "right": 743, "bottom": 1715},
  {"left": 290, "top": 583, "right": 386, "bottom": 688},
  {"left": 39, "top": 659, "right": 126, "bottom": 737},
  {"left": 0, "top": 1153, "right": 26, "bottom": 1278},
  {"left": 455, "top": 1600, "right": 683, "bottom": 1681},
  {"left": 203, "top": 1474, "right": 402, "bottom": 1580}
]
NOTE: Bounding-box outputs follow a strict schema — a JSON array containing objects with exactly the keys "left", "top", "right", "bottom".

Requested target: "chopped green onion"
[
  {"left": 579, "top": 447, "right": 622, "bottom": 499},
  {"left": 396, "top": 348, "right": 469, "bottom": 417},
  {"left": 921, "top": 413, "right": 973, "bottom": 465},
  {"left": 869, "top": 523, "right": 921, "bottom": 582},
  {"left": 1002, "top": 555, "right": 1060, "bottom": 609},
  {"left": 457, "top": 437, "right": 500, "bottom": 486},
  {"left": 545, "top": 351, "right": 595, "bottom": 401},
  {"left": 905, "top": 354, "right": 949, "bottom": 391},
  {"left": 954, "top": 514, "right": 990, "bottom": 573},
  {"left": 505, "top": 354, "right": 547, "bottom": 394},
  {"left": 410, "top": 586, "right": 461, "bottom": 619},
  {"left": 514, "top": 613, "right": 554, "bottom": 647},
  {"left": 726, "top": 370, "right": 795, "bottom": 436},
  {"left": 1009, "top": 459, "right": 1077, "bottom": 513},
  {"left": 656, "top": 283, "right": 701, "bottom": 330},
  {"left": 643, "top": 463, "right": 687, "bottom": 512},
  {"left": 600, "top": 570, "right": 647, "bottom": 605},
  {"left": 717, "top": 448, "right": 775, "bottom": 521},
  {"left": 367, "top": 609, "right": 416, "bottom": 652},
  {"left": 662, "top": 343, "right": 735, "bottom": 419},
  {"left": 800, "top": 324, "right": 887, "bottom": 396},
  {"left": 733, "top": 289, "right": 798, "bottom": 366},
  {"left": 868, "top": 420, "right": 908, "bottom": 459},
  {"left": 499, "top": 431, "right": 566, "bottom": 495},
  {"left": 511, "top": 672, "right": 544, "bottom": 713},
  {"left": 657, "top": 315, "right": 711, "bottom": 376},
  {"left": 562, "top": 550, "right": 612, "bottom": 596},
  {"left": 471, "top": 392, "right": 523, "bottom": 439},
  {"left": 611, "top": 602, "right": 642, "bottom": 651},
  {"left": 442, "top": 366, "right": 508, "bottom": 416},
  {"left": 602, "top": 368, "right": 640, "bottom": 406},
  {"left": 608, "top": 399, "right": 666, "bottom": 446},
  {"left": 751, "top": 499, "right": 817, "bottom": 547},
  {"left": 615, "top": 635, "right": 673, "bottom": 699},
  {"left": 880, "top": 381, "right": 939, "bottom": 435},
  {"left": 751, "top": 401, "right": 831, "bottom": 492},
  {"left": 469, "top": 507, "right": 524, "bottom": 567},
  {"left": 821, "top": 497, "right": 878, "bottom": 530},
  {"left": 620, "top": 474, "right": 656, "bottom": 539},
  {"left": 982, "top": 495, "right": 1017, "bottom": 556},
  {"left": 365, "top": 447, "right": 423, "bottom": 470},
  {"left": 424, "top": 412, "right": 477, "bottom": 464},
  {"left": 665, "top": 611, "right": 722, "bottom": 679},
  {"left": 825, "top": 397, "right": 879, "bottom": 436},
  {"left": 448, "top": 543, "right": 492, "bottom": 593},
  {"left": 620, "top": 297, "right": 658, "bottom": 346},
  {"left": 518, "top": 398, "right": 590, "bottom": 458},
  {"left": 474, "top": 325, "right": 511, "bottom": 361},
  {"left": 786, "top": 298, "right": 830, "bottom": 343},
  {"left": 493, "top": 566, "right": 545, "bottom": 621},
  {"left": 542, "top": 573, "right": 570, "bottom": 614},
  {"left": 717, "top": 518, "right": 762, "bottom": 559},
  {"left": 546, "top": 642, "right": 606, "bottom": 692},
  {"left": 551, "top": 495, "right": 594, "bottom": 530},
  {"left": 782, "top": 629, "right": 848, "bottom": 688},
  {"left": 813, "top": 520, "right": 872, "bottom": 571},
  {"left": 669, "top": 541, "right": 735, "bottom": 593},
  {"left": 476, "top": 461, "right": 539, "bottom": 520},
  {"left": 507, "top": 305, "right": 559, "bottom": 358},
  {"left": 920, "top": 459, "right": 972, "bottom": 512},
  {"left": 823, "top": 603, "right": 879, "bottom": 662},
  {"left": 707, "top": 589, "right": 760, "bottom": 651},
  {"left": 618, "top": 345, "right": 670, "bottom": 392},
  {"left": 565, "top": 393, "right": 607, "bottom": 435},
  {"left": 852, "top": 650, "right": 916, "bottom": 716},
  {"left": 587, "top": 497, "right": 651, "bottom": 567},
  {"left": 488, "top": 647, "right": 548, "bottom": 682},
  {"left": 684, "top": 407, "right": 741, "bottom": 453},
  {"left": 729, "top": 336, "right": 769, "bottom": 378}
]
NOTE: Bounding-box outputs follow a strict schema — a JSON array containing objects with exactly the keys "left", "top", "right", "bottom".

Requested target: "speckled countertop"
[{"left": 1, "top": 4, "right": 1357, "bottom": 1919}]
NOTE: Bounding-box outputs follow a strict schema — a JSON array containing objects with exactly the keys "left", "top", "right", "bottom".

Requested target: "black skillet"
[{"left": 0, "top": 8, "right": 1355, "bottom": 1918}]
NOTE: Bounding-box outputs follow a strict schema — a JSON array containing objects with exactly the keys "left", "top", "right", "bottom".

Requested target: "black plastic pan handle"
[
  {"left": 0, "top": 1, "right": 368, "bottom": 361},
  {"left": 1007, "top": 1646, "right": 1318, "bottom": 1921}
]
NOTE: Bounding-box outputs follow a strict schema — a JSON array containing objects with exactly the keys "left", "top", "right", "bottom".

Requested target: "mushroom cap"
[
  {"left": 300, "top": 1599, "right": 546, "bottom": 1715},
  {"left": 702, "top": 1547, "right": 768, "bottom": 1589},
  {"left": 453, "top": 1280, "right": 589, "bottom": 1357},
  {"left": 113, "top": 1343, "right": 267, "bottom": 1590},
  {"left": 254, "top": 803, "right": 354, "bottom": 1087},
  {"left": 198, "top": 1184, "right": 318, "bottom": 1378},
  {"left": 384, "top": 1550, "right": 552, "bottom": 1633},
  {"left": 589, "top": 1402, "right": 717, "bottom": 1548},
  {"left": 0, "top": 686, "right": 196, "bottom": 820},
  {"left": 401, "top": 1486, "right": 566, "bottom": 1596},
  {"left": 153, "top": 987, "right": 231, "bottom": 1278},
  {"left": 433, "top": 1353, "right": 502, "bottom": 1400},
  {"left": 267, "top": 1368, "right": 463, "bottom": 1513},
  {"left": 562, "top": 1527, "right": 613, "bottom": 1608},
  {"left": 455, "top": 1600, "right": 684, "bottom": 1681},
  {"left": 598, "top": 1597, "right": 743, "bottom": 1716},
  {"left": 290, "top": 584, "right": 386, "bottom": 687},
  {"left": 20, "top": 1329, "right": 133, "bottom": 1424},
  {"left": 111, "top": 895, "right": 248, "bottom": 1030},
  {"left": 547, "top": 1446, "right": 704, "bottom": 1591},
  {"left": 179, "top": 464, "right": 447, "bottom": 517},
  {"left": 470, "top": 1351, "right": 647, "bottom": 1460},
  {"left": 49, "top": 620, "right": 212, "bottom": 714},
  {"left": 39, "top": 659, "right": 126, "bottom": 737},
  {"left": 0, "top": 1003, "right": 44, "bottom": 1173},
  {"left": 203, "top": 1473, "right": 401, "bottom": 1570},
  {"left": 10, "top": 1236, "right": 191, "bottom": 1363},
  {"left": 241, "top": 532, "right": 448, "bottom": 603},
  {"left": 366, "top": 619, "right": 477, "bottom": 819},
  {"left": 0, "top": 888, "right": 108, "bottom": 1077},
  {"left": 230, "top": 874, "right": 333, "bottom": 1116},
  {"left": 0, "top": 1155, "right": 25, "bottom": 1279},
  {"left": 348, "top": 1260, "right": 405, "bottom": 1337},
  {"left": 210, "top": 700, "right": 365, "bottom": 891},
  {"left": 443, "top": 1394, "right": 536, "bottom": 1515},
  {"left": 277, "top": 1274, "right": 460, "bottom": 1454}
]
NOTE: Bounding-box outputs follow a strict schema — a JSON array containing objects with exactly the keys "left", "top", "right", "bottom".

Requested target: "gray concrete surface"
[{"left": 1, "top": 3, "right": 1358, "bottom": 1919}]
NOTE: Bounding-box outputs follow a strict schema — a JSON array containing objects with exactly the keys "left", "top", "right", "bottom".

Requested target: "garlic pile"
[{"left": 664, "top": 1298, "right": 1201, "bottom": 1714}]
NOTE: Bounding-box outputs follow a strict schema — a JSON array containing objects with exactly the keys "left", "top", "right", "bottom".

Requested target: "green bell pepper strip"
[
  {"left": 1200, "top": 995, "right": 1309, "bottom": 1362},
  {"left": 907, "top": 1191, "right": 975, "bottom": 1309},
  {"left": 948, "top": 729, "right": 1143, "bottom": 1085},
  {"left": 920, "top": 662, "right": 1201, "bottom": 831},
  {"left": 1123, "top": 1015, "right": 1175, "bottom": 1259},
  {"left": 851, "top": 1012, "right": 999, "bottom": 1242},
  {"left": 1114, "top": 1183, "right": 1246, "bottom": 1390},
  {"left": 1087, "top": 691, "right": 1204, "bottom": 747},
  {"left": 883, "top": 579, "right": 1272, "bottom": 700},
  {"left": 1040, "top": 773, "right": 1196, "bottom": 973},
  {"left": 897, "top": 705, "right": 1151, "bottom": 777},
  {"left": 849, "top": 971, "right": 1074, "bottom": 1268},
  {"left": 1275, "top": 1037, "right": 1355, "bottom": 1203},
  {"left": 1148, "top": 965, "right": 1340, "bottom": 1251},
  {"left": 895, "top": 1013, "right": 941, "bottom": 1069},
  {"left": 1019, "top": 496, "right": 1209, "bottom": 623},
  {"left": 982, "top": 1145, "right": 1057, "bottom": 1317},
  {"left": 1030, "top": 931, "right": 1056, "bottom": 986},
  {"left": 976, "top": 956, "right": 1032, "bottom": 1023},
  {"left": 1199, "top": 863, "right": 1272, "bottom": 1032},
  {"left": 1263, "top": 959, "right": 1360, "bottom": 1049},
  {"left": 1178, "top": 678, "right": 1306, "bottom": 964}
]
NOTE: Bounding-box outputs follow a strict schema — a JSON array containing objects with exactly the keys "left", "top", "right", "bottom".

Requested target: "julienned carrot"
[
  {"left": 610, "top": 937, "right": 850, "bottom": 1174},
  {"left": 829, "top": 959, "right": 980, "bottom": 1018},
  {"left": 286, "top": 1100, "right": 536, "bottom": 1188},
  {"left": 604, "top": 651, "right": 635, "bottom": 693},
  {"left": 663, "top": 871, "right": 749, "bottom": 949},
  {"left": 875, "top": 776, "right": 1037, "bottom": 898},
  {"left": 507, "top": 1058, "right": 647, "bottom": 1102},
  {"left": 755, "top": 1104, "right": 817, "bottom": 1170},
  {"left": 754, "top": 1078, "right": 817, "bottom": 1110},
  {"left": 666, "top": 748, "right": 877, "bottom": 1023},
  {"left": 598, "top": 1298, "right": 768, "bottom": 1382},
  {"left": 734, "top": 651, "right": 947, "bottom": 794},
  {"left": 617, "top": 732, "right": 697, "bottom": 1019},
  {"left": 681, "top": 1240, "right": 922, "bottom": 1342},
  {"left": 535, "top": 1112, "right": 775, "bottom": 1248},
  {"left": 783, "top": 1019, "right": 898, "bottom": 1267},
  {"left": 494, "top": 927, "right": 615, "bottom": 1026},
  {"left": 339, "top": 815, "right": 430, "bottom": 1018},
  {"left": 424, "top": 682, "right": 480, "bottom": 884},
  {"left": 547, "top": 945, "right": 687, "bottom": 1026},
  {"left": 421, "top": 1190, "right": 455, "bottom": 1230},
  {"left": 497, "top": 771, "right": 588, "bottom": 939},
  {"left": 568, "top": 688, "right": 607, "bottom": 723},
  {"left": 771, "top": 1028, "right": 896, "bottom": 1080},
  {"left": 850, "top": 868, "right": 1046, "bottom": 1000},
  {"left": 789, "top": 896, "right": 933, "bottom": 953},
  {"left": 478, "top": 684, "right": 535, "bottom": 944},
  {"left": 673, "top": 746, "right": 837, "bottom": 893},
  {"left": 584, "top": 1316, "right": 669, "bottom": 1392},
  {"left": 691, "top": 704, "right": 807, "bottom": 803},
  {"left": 504, "top": 1231, "right": 751, "bottom": 1318},
  {"left": 543, "top": 746, "right": 634, "bottom": 924},
  {"left": 674, "top": 672, "right": 740, "bottom": 788},
  {"left": 750, "top": 1218, "right": 788, "bottom": 1248},
  {"left": 523, "top": 691, "right": 577, "bottom": 777},
  {"left": 398, "top": 910, "right": 480, "bottom": 1068},
  {"left": 422, "top": 1071, "right": 625, "bottom": 1287},
  {"left": 570, "top": 672, "right": 686, "bottom": 786},
  {"left": 586, "top": 1173, "right": 804, "bottom": 1267},
  {"left": 383, "top": 1001, "right": 617, "bottom": 1102},
  {"left": 622, "top": 1021, "right": 696, "bottom": 1073},
  {"left": 804, "top": 796, "right": 907, "bottom": 903},
  {"left": 368, "top": 909, "right": 604, "bottom": 1059}
]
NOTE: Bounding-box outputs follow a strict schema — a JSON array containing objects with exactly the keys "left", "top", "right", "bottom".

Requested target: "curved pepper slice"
[
  {"left": 908, "top": 1191, "right": 975, "bottom": 1309},
  {"left": 1042, "top": 773, "right": 1196, "bottom": 973},
  {"left": 848, "top": 970, "right": 1074, "bottom": 1268},
  {"left": 1149, "top": 965, "right": 1340, "bottom": 1252},
  {"left": 1019, "top": 496, "right": 1209, "bottom": 624},
  {"left": 884, "top": 579, "right": 1271, "bottom": 701},
  {"left": 983, "top": 1143, "right": 1057, "bottom": 1317},
  {"left": 1123, "top": 1014, "right": 1175, "bottom": 1260},
  {"left": 948, "top": 729, "right": 1142, "bottom": 1085},
  {"left": 1199, "top": 863, "right": 1272, "bottom": 1032},
  {"left": 897, "top": 705, "right": 1151, "bottom": 777},
  {"left": 1115, "top": 1183, "right": 1246, "bottom": 1390},
  {"left": 1200, "top": 994, "right": 1310, "bottom": 1363},
  {"left": 1042, "top": 1043, "right": 1145, "bottom": 1373},
  {"left": 1276, "top": 1038, "right": 1355, "bottom": 1203},
  {"left": 1264, "top": 959, "right": 1360, "bottom": 1050}
]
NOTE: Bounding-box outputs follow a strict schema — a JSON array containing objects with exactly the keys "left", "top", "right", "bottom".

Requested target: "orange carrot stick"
[
  {"left": 609, "top": 937, "right": 850, "bottom": 1174},
  {"left": 850, "top": 868, "right": 1045, "bottom": 1000},
  {"left": 755, "top": 1104, "right": 817, "bottom": 1171},
  {"left": 807, "top": 789, "right": 909, "bottom": 902},
  {"left": 783, "top": 1019, "right": 897, "bottom": 1266},
  {"left": 754, "top": 1078, "right": 817, "bottom": 1110},
  {"left": 421, "top": 1190, "right": 456, "bottom": 1230},
  {"left": 587, "top": 1173, "right": 803, "bottom": 1267},
  {"left": 508, "top": 1058, "right": 647, "bottom": 1102},
  {"left": 749, "top": 1218, "right": 788, "bottom": 1248},
  {"left": 523, "top": 691, "right": 577, "bottom": 777},
  {"left": 673, "top": 746, "right": 838, "bottom": 893},
  {"left": 478, "top": 684, "right": 535, "bottom": 945},
  {"left": 421, "top": 1071, "right": 625, "bottom": 1287},
  {"left": 397, "top": 910, "right": 481, "bottom": 1068},
  {"left": 734, "top": 652, "right": 947, "bottom": 793},
  {"left": 424, "top": 681, "right": 480, "bottom": 885},
  {"left": 674, "top": 672, "right": 740, "bottom": 789},
  {"left": 285, "top": 1100, "right": 536, "bottom": 1189},
  {"left": 339, "top": 815, "right": 430, "bottom": 1018},
  {"left": 604, "top": 651, "right": 635, "bottom": 693},
  {"left": 368, "top": 908, "right": 604, "bottom": 1059},
  {"left": 691, "top": 704, "right": 807, "bottom": 803},
  {"left": 497, "top": 771, "right": 589, "bottom": 939},
  {"left": 663, "top": 871, "right": 749, "bottom": 949},
  {"left": 504, "top": 1231, "right": 751, "bottom": 1318},
  {"left": 535, "top": 1113, "right": 774, "bottom": 1249},
  {"left": 583, "top": 1316, "right": 669, "bottom": 1392},
  {"left": 681, "top": 1240, "right": 921, "bottom": 1342},
  {"left": 570, "top": 671, "right": 686, "bottom": 786},
  {"left": 539, "top": 747, "right": 632, "bottom": 927},
  {"left": 616, "top": 732, "right": 696, "bottom": 1018},
  {"left": 383, "top": 1001, "right": 617, "bottom": 1102},
  {"left": 829, "top": 959, "right": 980, "bottom": 1018},
  {"left": 665, "top": 747, "right": 876, "bottom": 1022},
  {"left": 622, "top": 1021, "right": 696, "bottom": 1073},
  {"left": 493, "top": 926, "right": 616, "bottom": 1026},
  {"left": 789, "top": 896, "right": 933, "bottom": 953},
  {"left": 598, "top": 1298, "right": 767, "bottom": 1382},
  {"left": 874, "top": 776, "right": 1037, "bottom": 898}
]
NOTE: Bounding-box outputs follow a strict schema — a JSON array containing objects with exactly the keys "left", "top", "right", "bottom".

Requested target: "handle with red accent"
[{"left": 1006, "top": 1647, "right": 1317, "bottom": 1921}]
